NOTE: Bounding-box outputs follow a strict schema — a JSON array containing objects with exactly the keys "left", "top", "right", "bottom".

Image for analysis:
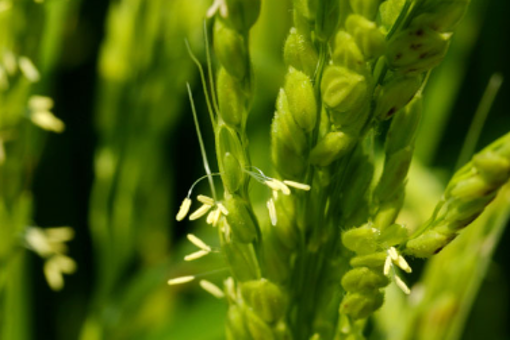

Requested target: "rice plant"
[
  {"left": 0, "top": 1, "right": 74, "bottom": 338},
  {"left": 170, "top": 0, "right": 510, "bottom": 339}
]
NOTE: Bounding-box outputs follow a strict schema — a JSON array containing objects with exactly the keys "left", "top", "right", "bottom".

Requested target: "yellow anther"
[
  {"left": 197, "top": 194, "right": 215, "bottom": 206},
  {"left": 222, "top": 220, "right": 232, "bottom": 242},
  {"left": 189, "top": 204, "right": 213, "bottom": 220},
  {"left": 18, "top": 56, "right": 40, "bottom": 82},
  {"left": 272, "top": 190, "right": 279, "bottom": 200},
  {"left": 200, "top": 280, "right": 225, "bottom": 299},
  {"left": 265, "top": 179, "right": 290, "bottom": 195},
  {"left": 395, "top": 275, "right": 411, "bottom": 295},
  {"left": 43, "top": 255, "right": 77, "bottom": 291},
  {"left": 267, "top": 198, "right": 277, "bottom": 226},
  {"left": 45, "top": 227, "right": 74, "bottom": 243},
  {"left": 283, "top": 180, "right": 311, "bottom": 191},
  {"left": 265, "top": 179, "right": 280, "bottom": 191},
  {"left": 217, "top": 203, "right": 229, "bottom": 216},
  {"left": 388, "top": 247, "right": 399, "bottom": 261},
  {"left": 224, "top": 277, "right": 236, "bottom": 300},
  {"left": 184, "top": 249, "right": 210, "bottom": 261},
  {"left": 206, "top": 0, "right": 228, "bottom": 18},
  {"left": 31, "top": 111, "right": 65, "bottom": 133},
  {"left": 29, "top": 95, "right": 54, "bottom": 111},
  {"left": 206, "top": 210, "right": 215, "bottom": 225},
  {"left": 384, "top": 256, "right": 392, "bottom": 276},
  {"left": 3, "top": 50, "right": 17, "bottom": 75},
  {"left": 187, "top": 234, "right": 211, "bottom": 252},
  {"left": 396, "top": 255, "right": 412, "bottom": 273},
  {"left": 168, "top": 275, "right": 195, "bottom": 286},
  {"left": 176, "top": 198, "right": 192, "bottom": 221},
  {"left": 211, "top": 209, "right": 222, "bottom": 227}
]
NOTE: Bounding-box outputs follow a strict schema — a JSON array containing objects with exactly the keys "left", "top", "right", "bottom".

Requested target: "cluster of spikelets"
[
  {"left": 1, "top": 1, "right": 72, "bottom": 293},
  {"left": 170, "top": 0, "right": 510, "bottom": 339}
]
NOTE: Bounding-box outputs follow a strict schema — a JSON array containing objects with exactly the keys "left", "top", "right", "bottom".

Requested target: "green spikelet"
[
  {"left": 387, "top": 26, "right": 450, "bottom": 75},
  {"left": 284, "top": 67, "right": 318, "bottom": 133},
  {"left": 406, "top": 133, "right": 510, "bottom": 258}
]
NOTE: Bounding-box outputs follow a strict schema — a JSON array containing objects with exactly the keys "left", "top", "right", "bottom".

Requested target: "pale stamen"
[
  {"left": 211, "top": 208, "right": 222, "bottom": 227},
  {"left": 200, "top": 279, "right": 225, "bottom": 299},
  {"left": 3, "top": 50, "right": 17, "bottom": 75},
  {"left": 395, "top": 275, "right": 411, "bottom": 295},
  {"left": 206, "top": 0, "right": 228, "bottom": 18},
  {"left": 265, "top": 179, "right": 290, "bottom": 195},
  {"left": 197, "top": 194, "right": 215, "bottom": 206},
  {"left": 168, "top": 275, "right": 195, "bottom": 286},
  {"left": 184, "top": 249, "right": 210, "bottom": 261},
  {"left": 29, "top": 95, "right": 54, "bottom": 111},
  {"left": 176, "top": 198, "right": 192, "bottom": 221},
  {"left": 224, "top": 277, "right": 236, "bottom": 299},
  {"left": 384, "top": 256, "right": 392, "bottom": 276},
  {"left": 206, "top": 210, "right": 215, "bottom": 225},
  {"left": 189, "top": 204, "right": 213, "bottom": 220},
  {"left": 222, "top": 220, "right": 232, "bottom": 242},
  {"left": 217, "top": 203, "right": 229, "bottom": 216},
  {"left": 187, "top": 234, "right": 211, "bottom": 252},
  {"left": 18, "top": 56, "right": 40, "bottom": 82},
  {"left": 396, "top": 255, "right": 412, "bottom": 273},
  {"left": 388, "top": 247, "right": 399, "bottom": 261},
  {"left": 283, "top": 180, "right": 311, "bottom": 191},
  {"left": 267, "top": 198, "right": 277, "bottom": 226}
]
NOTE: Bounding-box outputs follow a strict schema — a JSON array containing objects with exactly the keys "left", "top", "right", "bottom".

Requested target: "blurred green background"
[{"left": 2, "top": 0, "right": 509, "bottom": 339}]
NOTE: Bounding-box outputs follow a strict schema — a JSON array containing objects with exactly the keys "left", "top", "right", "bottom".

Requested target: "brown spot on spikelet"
[
  {"left": 419, "top": 52, "right": 429, "bottom": 59},
  {"left": 386, "top": 107, "right": 397, "bottom": 118},
  {"left": 410, "top": 43, "right": 423, "bottom": 50}
]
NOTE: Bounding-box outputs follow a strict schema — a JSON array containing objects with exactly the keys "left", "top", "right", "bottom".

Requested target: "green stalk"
[
  {"left": 187, "top": 83, "right": 218, "bottom": 201},
  {"left": 455, "top": 73, "right": 503, "bottom": 170}
]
